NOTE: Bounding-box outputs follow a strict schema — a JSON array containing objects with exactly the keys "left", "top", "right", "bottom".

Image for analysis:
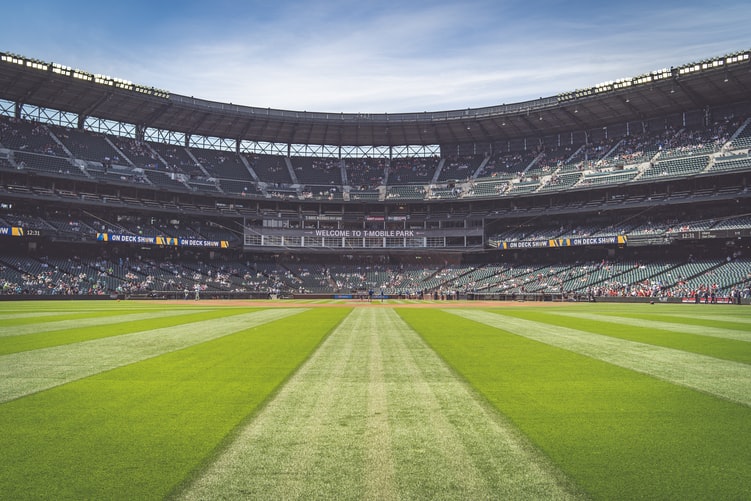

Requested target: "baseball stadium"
[{"left": 1, "top": 43, "right": 750, "bottom": 499}]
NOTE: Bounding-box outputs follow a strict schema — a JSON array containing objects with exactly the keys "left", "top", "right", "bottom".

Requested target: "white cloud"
[{"left": 3, "top": 1, "right": 749, "bottom": 113}]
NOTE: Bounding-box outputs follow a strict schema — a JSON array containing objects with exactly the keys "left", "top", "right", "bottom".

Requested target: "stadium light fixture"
[
  {"left": 726, "top": 53, "right": 749, "bottom": 64},
  {"left": 26, "top": 60, "right": 48, "bottom": 71},
  {"left": 1, "top": 54, "right": 24, "bottom": 66},
  {"left": 73, "top": 70, "right": 92, "bottom": 81},
  {"left": 1, "top": 51, "right": 170, "bottom": 99},
  {"left": 52, "top": 62, "right": 72, "bottom": 76},
  {"left": 701, "top": 60, "right": 723, "bottom": 70}
]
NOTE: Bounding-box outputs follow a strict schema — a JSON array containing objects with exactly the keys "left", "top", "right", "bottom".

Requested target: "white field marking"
[
  {"left": 0, "top": 308, "right": 306, "bottom": 403},
  {"left": 179, "top": 308, "right": 582, "bottom": 501},
  {"left": 449, "top": 310, "right": 751, "bottom": 407},
  {"left": 0, "top": 309, "right": 209, "bottom": 338},
  {"left": 549, "top": 311, "right": 751, "bottom": 342}
]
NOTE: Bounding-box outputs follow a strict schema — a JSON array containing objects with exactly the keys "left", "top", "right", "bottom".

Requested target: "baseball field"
[{"left": 1, "top": 299, "right": 749, "bottom": 500}]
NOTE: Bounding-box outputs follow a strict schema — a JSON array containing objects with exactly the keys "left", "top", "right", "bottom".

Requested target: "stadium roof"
[{"left": 0, "top": 50, "right": 749, "bottom": 147}]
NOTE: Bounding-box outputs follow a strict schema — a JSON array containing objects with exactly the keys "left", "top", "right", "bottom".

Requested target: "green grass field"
[{"left": 1, "top": 300, "right": 749, "bottom": 500}]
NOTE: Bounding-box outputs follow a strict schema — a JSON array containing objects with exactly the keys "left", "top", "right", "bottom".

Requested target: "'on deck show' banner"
[
  {"left": 494, "top": 235, "right": 627, "bottom": 249},
  {"left": 96, "top": 233, "right": 229, "bottom": 248},
  {"left": 0, "top": 227, "right": 24, "bottom": 237}
]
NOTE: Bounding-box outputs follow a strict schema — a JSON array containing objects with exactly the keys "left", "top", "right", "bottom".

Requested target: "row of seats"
[
  {"left": 1, "top": 253, "right": 749, "bottom": 298},
  {"left": 488, "top": 214, "right": 751, "bottom": 245},
  {"left": 2, "top": 114, "right": 749, "bottom": 201}
]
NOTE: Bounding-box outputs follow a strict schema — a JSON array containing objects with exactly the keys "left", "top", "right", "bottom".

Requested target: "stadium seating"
[
  {"left": 345, "top": 158, "right": 386, "bottom": 189},
  {"left": 641, "top": 154, "right": 710, "bottom": 179},
  {"left": 49, "top": 125, "right": 121, "bottom": 164},
  {"left": 436, "top": 156, "right": 482, "bottom": 182},
  {"left": 709, "top": 154, "right": 751, "bottom": 173},
  {"left": 385, "top": 185, "right": 426, "bottom": 200},
  {"left": 476, "top": 150, "right": 536, "bottom": 179},
  {"left": 13, "top": 151, "right": 84, "bottom": 177},
  {"left": 537, "top": 172, "right": 582, "bottom": 192},
  {"left": 192, "top": 147, "right": 253, "bottom": 181},
  {"left": 292, "top": 157, "right": 342, "bottom": 186},
  {"left": 1, "top": 107, "right": 750, "bottom": 302},
  {"left": 0, "top": 116, "right": 67, "bottom": 156},
  {"left": 389, "top": 157, "right": 439, "bottom": 184}
]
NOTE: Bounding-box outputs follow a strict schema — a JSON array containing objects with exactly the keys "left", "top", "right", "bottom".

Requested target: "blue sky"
[{"left": 2, "top": 1, "right": 749, "bottom": 113}]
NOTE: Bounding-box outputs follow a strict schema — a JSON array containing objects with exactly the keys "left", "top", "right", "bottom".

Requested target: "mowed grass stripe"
[
  {"left": 450, "top": 309, "right": 751, "bottom": 407},
  {"left": 626, "top": 312, "right": 751, "bottom": 331},
  {"left": 379, "top": 308, "right": 582, "bottom": 500},
  {"left": 0, "top": 310, "right": 138, "bottom": 332},
  {"left": 0, "top": 308, "right": 250, "bottom": 356},
  {"left": 178, "top": 307, "right": 369, "bottom": 500},
  {"left": 0, "top": 301, "right": 195, "bottom": 311},
  {"left": 399, "top": 309, "right": 751, "bottom": 500},
  {"left": 0, "top": 311, "right": 70, "bottom": 320},
  {"left": 0, "top": 309, "right": 207, "bottom": 337},
  {"left": 574, "top": 308, "right": 751, "bottom": 328},
  {"left": 0, "top": 308, "right": 345, "bottom": 501},
  {"left": 673, "top": 312, "right": 751, "bottom": 325},
  {"left": 180, "top": 308, "right": 580, "bottom": 501},
  {"left": 551, "top": 310, "right": 751, "bottom": 343},
  {"left": 500, "top": 309, "right": 751, "bottom": 365},
  {"left": 375, "top": 308, "right": 491, "bottom": 498},
  {"left": 364, "top": 309, "right": 397, "bottom": 501},
  {"left": 0, "top": 308, "right": 304, "bottom": 403}
]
